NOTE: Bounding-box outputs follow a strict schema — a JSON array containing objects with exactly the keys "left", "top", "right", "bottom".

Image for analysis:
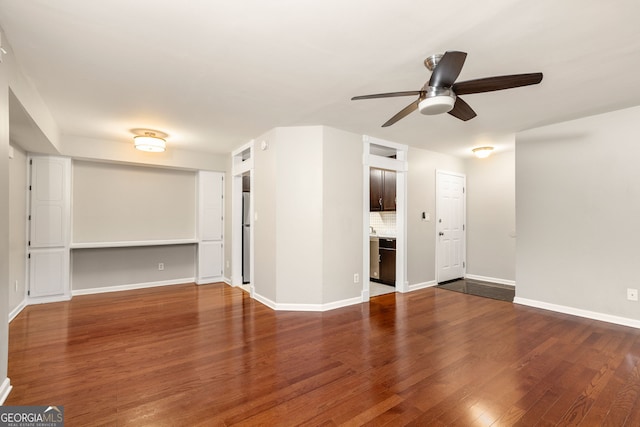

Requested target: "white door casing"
[
  {"left": 362, "top": 135, "right": 408, "bottom": 299},
  {"left": 231, "top": 141, "right": 254, "bottom": 295},
  {"left": 436, "top": 170, "right": 465, "bottom": 283}
]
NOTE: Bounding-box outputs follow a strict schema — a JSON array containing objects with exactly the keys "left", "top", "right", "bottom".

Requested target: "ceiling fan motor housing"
[{"left": 418, "top": 87, "right": 456, "bottom": 115}]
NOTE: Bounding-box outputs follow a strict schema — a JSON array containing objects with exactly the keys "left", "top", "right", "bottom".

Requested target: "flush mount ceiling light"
[
  {"left": 472, "top": 146, "right": 494, "bottom": 158},
  {"left": 134, "top": 131, "right": 166, "bottom": 152}
]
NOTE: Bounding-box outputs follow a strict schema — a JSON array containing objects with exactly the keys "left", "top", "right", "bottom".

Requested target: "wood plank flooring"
[{"left": 6, "top": 283, "right": 640, "bottom": 426}]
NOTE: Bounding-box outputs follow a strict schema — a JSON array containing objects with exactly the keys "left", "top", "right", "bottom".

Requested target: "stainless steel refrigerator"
[{"left": 242, "top": 192, "right": 250, "bottom": 284}]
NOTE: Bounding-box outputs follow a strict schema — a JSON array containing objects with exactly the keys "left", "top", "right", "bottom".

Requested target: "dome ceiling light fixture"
[
  {"left": 134, "top": 131, "right": 166, "bottom": 152},
  {"left": 472, "top": 146, "right": 494, "bottom": 158}
]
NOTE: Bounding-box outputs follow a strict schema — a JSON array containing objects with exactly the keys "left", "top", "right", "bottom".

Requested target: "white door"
[
  {"left": 198, "top": 241, "right": 223, "bottom": 282},
  {"left": 29, "top": 249, "right": 67, "bottom": 297},
  {"left": 198, "top": 171, "right": 223, "bottom": 241},
  {"left": 197, "top": 171, "right": 224, "bottom": 284},
  {"left": 436, "top": 171, "right": 465, "bottom": 283},
  {"left": 30, "top": 157, "right": 69, "bottom": 248},
  {"left": 28, "top": 156, "right": 71, "bottom": 300}
]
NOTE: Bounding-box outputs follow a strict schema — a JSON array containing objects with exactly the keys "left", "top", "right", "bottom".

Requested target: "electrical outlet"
[
  {"left": 158, "top": 263, "right": 164, "bottom": 271},
  {"left": 226, "top": 260, "right": 230, "bottom": 268},
  {"left": 627, "top": 288, "right": 638, "bottom": 301},
  {"left": 354, "top": 273, "right": 360, "bottom": 284},
  {"left": 15, "top": 280, "right": 18, "bottom": 292}
]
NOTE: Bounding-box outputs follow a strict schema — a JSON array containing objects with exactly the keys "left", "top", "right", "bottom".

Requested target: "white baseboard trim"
[
  {"left": 465, "top": 274, "right": 515, "bottom": 287},
  {"left": 252, "top": 292, "right": 362, "bottom": 312},
  {"left": 319, "top": 296, "right": 363, "bottom": 311},
  {"left": 27, "top": 294, "right": 72, "bottom": 305},
  {"left": 514, "top": 297, "right": 640, "bottom": 329},
  {"left": 71, "top": 277, "right": 195, "bottom": 296},
  {"left": 0, "top": 377, "right": 12, "bottom": 405},
  {"left": 8, "top": 299, "right": 27, "bottom": 323},
  {"left": 408, "top": 280, "right": 437, "bottom": 292},
  {"left": 252, "top": 292, "right": 276, "bottom": 310},
  {"left": 195, "top": 276, "right": 225, "bottom": 285}
]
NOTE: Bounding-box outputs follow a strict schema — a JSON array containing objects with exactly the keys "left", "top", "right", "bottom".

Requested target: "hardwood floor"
[
  {"left": 437, "top": 278, "right": 515, "bottom": 302},
  {"left": 7, "top": 283, "right": 640, "bottom": 426}
]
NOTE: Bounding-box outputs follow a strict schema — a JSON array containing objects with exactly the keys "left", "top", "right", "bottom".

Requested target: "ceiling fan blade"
[
  {"left": 351, "top": 91, "right": 422, "bottom": 100},
  {"left": 428, "top": 51, "right": 467, "bottom": 88},
  {"left": 382, "top": 99, "right": 420, "bottom": 127},
  {"left": 452, "top": 73, "right": 543, "bottom": 95},
  {"left": 448, "top": 97, "right": 476, "bottom": 121}
]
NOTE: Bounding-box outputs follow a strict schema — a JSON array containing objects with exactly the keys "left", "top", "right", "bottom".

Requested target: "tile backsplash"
[{"left": 369, "top": 211, "right": 396, "bottom": 236}]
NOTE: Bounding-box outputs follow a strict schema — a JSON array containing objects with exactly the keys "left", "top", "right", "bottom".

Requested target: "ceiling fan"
[{"left": 352, "top": 51, "right": 543, "bottom": 127}]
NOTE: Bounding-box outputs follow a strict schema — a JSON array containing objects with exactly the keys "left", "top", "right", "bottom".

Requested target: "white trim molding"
[
  {"left": 27, "top": 294, "right": 72, "bottom": 306},
  {"left": 8, "top": 299, "right": 27, "bottom": 323},
  {"left": 465, "top": 274, "right": 515, "bottom": 287},
  {"left": 0, "top": 378, "right": 12, "bottom": 405},
  {"left": 70, "top": 239, "right": 197, "bottom": 249},
  {"left": 514, "top": 297, "right": 640, "bottom": 329},
  {"left": 196, "top": 276, "right": 225, "bottom": 285},
  {"left": 253, "top": 292, "right": 362, "bottom": 312},
  {"left": 72, "top": 278, "right": 195, "bottom": 296},
  {"left": 408, "top": 280, "right": 437, "bottom": 292}
]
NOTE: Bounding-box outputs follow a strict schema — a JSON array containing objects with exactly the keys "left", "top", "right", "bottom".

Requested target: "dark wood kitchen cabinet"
[
  {"left": 370, "top": 168, "right": 396, "bottom": 211},
  {"left": 378, "top": 238, "right": 396, "bottom": 286}
]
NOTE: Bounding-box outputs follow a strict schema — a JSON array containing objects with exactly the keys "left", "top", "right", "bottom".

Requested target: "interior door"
[{"left": 436, "top": 171, "right": 465, "bottom": 283}]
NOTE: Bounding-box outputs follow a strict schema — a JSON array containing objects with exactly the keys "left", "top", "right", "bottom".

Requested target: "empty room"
[{"left": 1, "top": 1, "right": 640, "bottom": 425}]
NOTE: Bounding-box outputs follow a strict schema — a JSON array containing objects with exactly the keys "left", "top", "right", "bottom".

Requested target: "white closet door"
[
  {"left": 28, "top": 156, "right": 71, "bottom": 301},
  {"left": 29, "top": 249, "right": 67, "bottom": 297},
  {"left": 30, "top": 157, "right": 70, "bottom": 248},
  {"left": 199, "top": 171, "right": 223, "bottom": 241},
  {"left": 198, "top": 241, "right": 223, "bottom": 281}
]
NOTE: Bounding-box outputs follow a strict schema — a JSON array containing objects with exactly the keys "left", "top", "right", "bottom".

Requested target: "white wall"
[
  {"left": 321, "top": 127, "right": 363, "bottom": 303},
  {"left": 72, "top": 161, "right": 197, "bottom": 243},
  {"left": 8, "top": 144, "right": 27, "bottom": 315},
  {"left": 465, "top": 149, "right": 516, "bottom": 283},
  {"left": 275, "top": 127, "right": 324, "bottom": 304},
  {"left": 71, "top": 245, "right": 196, "bottom": 292},
  {"left": 516, "top": 105, "right": 640, "bottom": 321},
  {"left": 0, "top": 33, "right": 10, "bottom": 398},
  {"left": 406, "top": 147, "right": 464, "bottom": 286},
  {"left": 253, "top": 128, "right": 278, "bottom": 301},
  {"left": 252, "top": 126, "right": 363, "bottom": 307}
]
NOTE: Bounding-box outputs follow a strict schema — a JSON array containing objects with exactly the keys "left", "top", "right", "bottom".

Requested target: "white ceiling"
[{"left": 1, "top": 0, "right": 639, "bottom": 157}]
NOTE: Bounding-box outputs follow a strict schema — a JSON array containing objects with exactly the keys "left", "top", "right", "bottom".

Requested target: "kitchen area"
[{"left": 369, "top": 167, "right": 397, "bottom": 296}]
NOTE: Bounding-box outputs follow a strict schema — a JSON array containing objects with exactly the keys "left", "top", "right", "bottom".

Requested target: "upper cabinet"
[{"left": 370, "top": 168, "right": 396, "bottom": 211}]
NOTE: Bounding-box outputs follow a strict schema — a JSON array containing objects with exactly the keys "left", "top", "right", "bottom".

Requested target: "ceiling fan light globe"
[{"left": 418, "top": 96, "right": 455, "bottom": 115}]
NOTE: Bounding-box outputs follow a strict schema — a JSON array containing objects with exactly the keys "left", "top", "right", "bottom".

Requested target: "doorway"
[
  {"left": 362, "top": 136, "right": 408, "bottom": 300},
  {"left": 436, "top": 170, "right": 466, "bottom": 283},
  {"left": 241, "top": 173, "right": 251, "bottom": 285},
  {"left": 231, "top": 142, "right": 254, "bottom": 295}
]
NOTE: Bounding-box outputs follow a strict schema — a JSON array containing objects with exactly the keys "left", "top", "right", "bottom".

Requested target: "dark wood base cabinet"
[{"left": 377, "top": 238, "right": 396, "bottom": 286}]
